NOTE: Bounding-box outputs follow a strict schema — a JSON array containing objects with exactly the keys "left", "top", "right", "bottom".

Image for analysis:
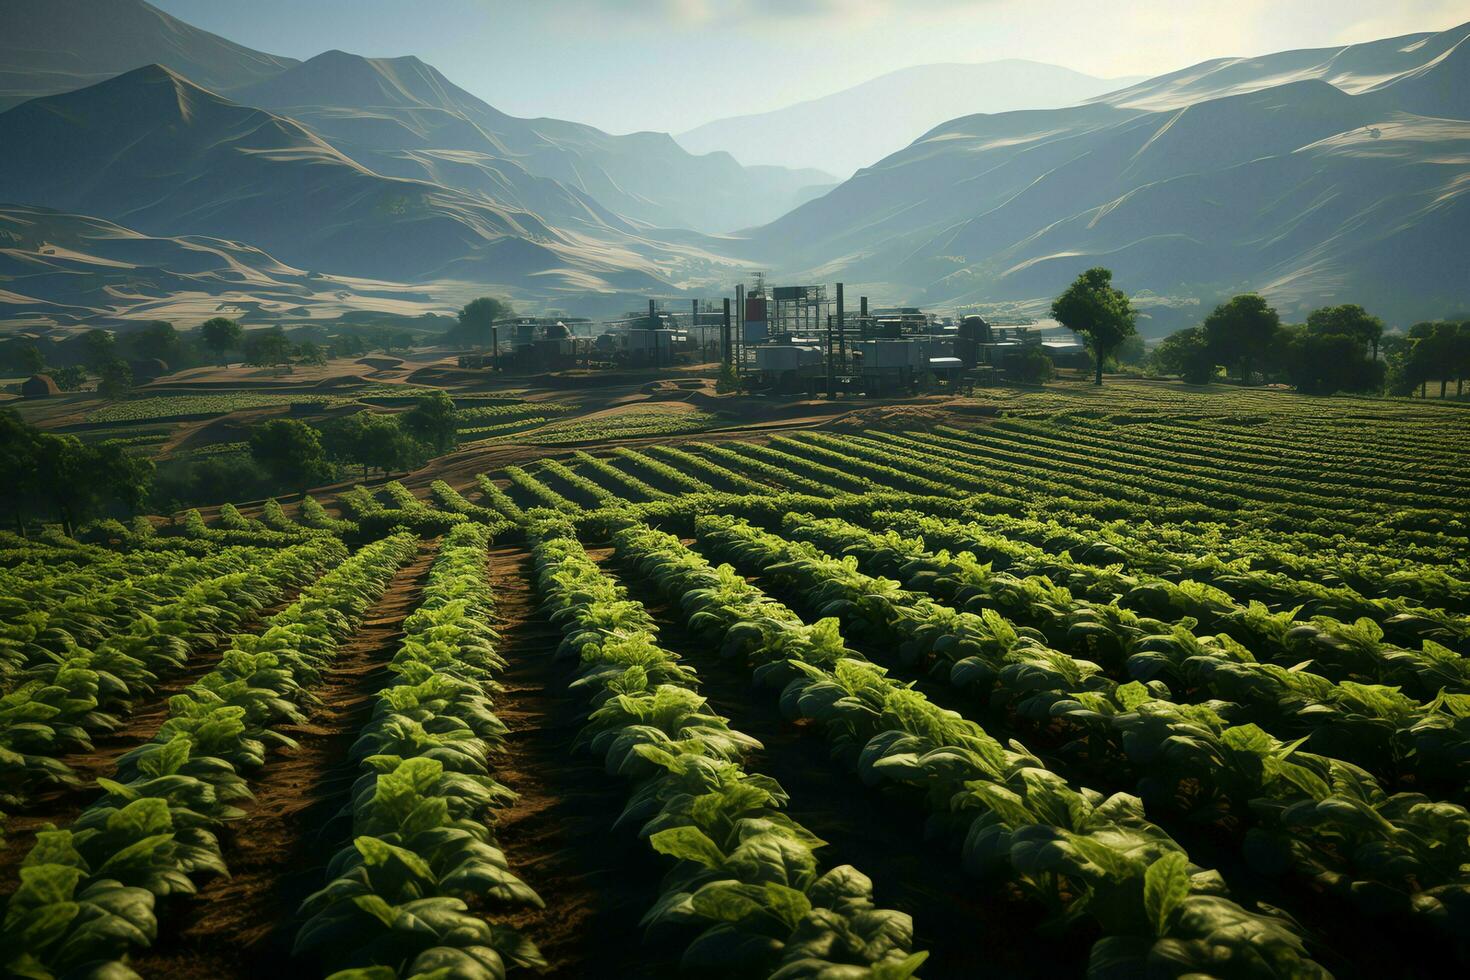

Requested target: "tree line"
[
  {"left": 0, "top": 318, "right": 428, "bottom": 398},
  {"left": 1048, "top": 268, "right": 1468, "bottom": 396},
  {"left": 2, "top": 392, "right": 462, "bottom": 533}
]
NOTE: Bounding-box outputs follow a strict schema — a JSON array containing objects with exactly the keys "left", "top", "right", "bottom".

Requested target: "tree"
[
  {"left": 97, "top": 359, "right": 133, "bottom": 400},
  {"left": 0, "top": 410, "right": 41, "bottom": 533},
  {"left": 199, "top": 317, "right": 244, "bottom": 367},
  {"left": 249, "top": 418, "right": 334, "bottom": 493},
  {"left": 1050, "top": 267, "right": 1137, "bottom": 385},
  {"left": 401, "top": 391, "right": 458, "bottom": 455},
  {"left": 25, "top": 430, "right": 153, "bottom": 536},
  {"left": 448, "top": 297, "right": 512, "bottom": 349},
  {"left": 244, "top": 326, "right": 293, "bottom": 372},
  {"left": 295, "top": 341, "right": 327, "bottom": 366},
  {"left": 1202, "top": 294, "right": 1280, "bottom": 383},
  {"left": 358, "top": 415, "right": 426, "bottom": 474},
  {"left": 79, "top": 329, "right": 116, "bottom": 372},
  {"left": 1152, "top": 326, "right": 1216, "bottom": 384},
  {"left": 16, "top": 341, "right": 45, "bottom": 376},
  {"left": 1403, "top": 322, "right": 1461, "bottom": 397},
  {"left": 50, "top": 365, "right": 87, "bottom": 391},
  {"left": 1279, "top": 325, "right": 1383, "bottom": 395},
  {"left": 126, "top": 321, "right": 181, "bottom": 364},
  {"left": 1306, "top": 305, "right": 1385, "bottom": 361},
  {"left": 1012, "top": 345, "right": 1055, "bottom": 385}
]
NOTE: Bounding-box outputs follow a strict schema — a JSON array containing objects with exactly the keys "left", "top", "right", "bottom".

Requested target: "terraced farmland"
[{"left": 2, "top": 384, "right": 1467, "bottom": 979}]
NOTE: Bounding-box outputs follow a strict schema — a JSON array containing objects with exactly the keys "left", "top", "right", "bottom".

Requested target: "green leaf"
[
  {"left": 650, "top": 826, "right": 726, "bottom": 870},
  {"left": 761, "top": 882, "right": 812, "bottom": 931},
  {"left": 1143, "top": 852, "right": 1190, "bottom": 936}
]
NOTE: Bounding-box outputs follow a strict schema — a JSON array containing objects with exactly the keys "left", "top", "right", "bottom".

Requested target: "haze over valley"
[{"left": 1, "top": 0, "right": 1466, "bottom": 333}]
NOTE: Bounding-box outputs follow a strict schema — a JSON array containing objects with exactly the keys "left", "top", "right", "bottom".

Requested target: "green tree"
[
  {"left": 1152, "top": 326, "right": 1216, "bottom": 384},
  {"left": 1050, "top": 267, "right": 1137, "bottom": 386},
  {"left": 401, "top": 391, "right": 458, "bottom": 455},
  {"left": 1306, "top": 305, "right": 1385, "bottom": 361},
  {"left": 50, "top": 365, "right": 87, "bottom": 391},
  {"left": 1202, "top": 294, "right": 1280, "bottom": 383},
  {"left": 244, "top": 326, "right": 293, "bottom": 372},
  {"left": 29, "top": 432, "right": 152, "bottom": 536},
  {"left": 79, "top": 329, "right": 116, "bottom": 372},
  {"left": 0, "top": 410, "right": 41, "bottom": 533},
  {"left": 1012, "top": 345, "right": 1055, "bottom": 385},
  {"left": 16, "top": 341, "right": 45, "bottom": 376},
  {"left": 96, "top": 359, "right": 133, "bottom": 400},
  {"left": 249, "top": 418, "right": 334, "bottom": 493},
  {"left": 1279, "top": 325, "right": 1383, "bottom": 395},
  {"left": 295, "top": 341, "right": 327, "bottom": 366},
  {"left": 199, "top": 317, "right": 244, "bottom": 367},
  {"left": 126, "top": 321, "right": 181, "bottom": 364},
  {"left": 449, "top": 297, "right": 512, "bottom": 349}
]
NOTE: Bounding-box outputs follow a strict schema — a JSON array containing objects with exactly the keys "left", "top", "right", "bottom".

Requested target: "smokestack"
[
  {"left": 722, "top": 297, "right": 732, "bottom": 365},
  {"left": 836, "top": 282, "right": 845, "bottom": 364}
]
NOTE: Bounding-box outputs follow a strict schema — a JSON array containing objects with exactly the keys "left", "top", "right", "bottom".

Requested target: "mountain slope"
[
  {"left": 742, "top": 21, "right": 1470, "bottom": 330},
  {"left": 0, "top": 0, "right": 296, "bottom": 110},
  {"left": 234, "top": 50, "right": 835, "bottom": 233},
  {"left": 0, "top": 65, "right": 670, "bottom": 291},
  {"left": 677, "top": 60, "right": 1144, "bottom": 177},
  {"left": 0, "top": 204, "right": 448, "bottom": 326}
]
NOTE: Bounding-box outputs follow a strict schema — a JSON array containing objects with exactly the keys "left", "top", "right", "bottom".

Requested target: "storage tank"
[{"left": 857, "top": 339, "right": 913, "bottom": 369}]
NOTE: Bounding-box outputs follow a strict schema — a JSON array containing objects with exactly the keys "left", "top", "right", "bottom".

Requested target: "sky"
[{"left": 152, "top": 0, "right": 1470, "bottom": 134}]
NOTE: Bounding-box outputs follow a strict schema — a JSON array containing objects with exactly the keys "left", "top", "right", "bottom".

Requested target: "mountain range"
[
  {"left": 0, "top": 0, "right": 1466, "bottom": 332},
  {"left": 740, "top": 22, "right": 1470, "bottom": 332},
  {"left": 677, "top": 60, "right": 1144, "bottom": 177}
]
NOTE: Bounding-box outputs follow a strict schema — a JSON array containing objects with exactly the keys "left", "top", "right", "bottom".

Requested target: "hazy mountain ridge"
[
  {"left": 0, "top": 65, "right": 687, "bottom": 295},
  {"left": 678, "top": 60, "right": 1145, "bottom": 177},
  {"left": 0, "top": 0, "right": 297, "bottom": 110},
  {"left": 233, "top": 49, "right": 835, "bottom": 234},
  {"left": 744, "top": 21, "right": 1470, "bottom": 331}
]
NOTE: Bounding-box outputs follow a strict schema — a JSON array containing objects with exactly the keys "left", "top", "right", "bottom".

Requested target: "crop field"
[{"left": 1, "top": 383, "right": 1468, "bottom": 979}]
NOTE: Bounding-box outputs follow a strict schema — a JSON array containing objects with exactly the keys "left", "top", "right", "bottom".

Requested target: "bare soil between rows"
[{"left": 128, "top": 540, "right": 440, "bottom": 980}]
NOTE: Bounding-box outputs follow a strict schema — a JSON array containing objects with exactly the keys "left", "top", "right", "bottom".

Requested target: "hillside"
[
  {"left": 0, "top": 65, "right": 686, "bottom": 294},
  {"left": 741, "top": 21, "right": 1470, "bottom": 330},
  {"left": 0, "top": 203, "right": 459, "bottom": 327},
  {"left": 234, "top": 50, "right": 836, "bottom": 233},
  {"left": 677, "top": 60, "right": 1144, "bottom": 177},
  {"left": 0, "top": 0, "right": 296, "bottom": 110}
]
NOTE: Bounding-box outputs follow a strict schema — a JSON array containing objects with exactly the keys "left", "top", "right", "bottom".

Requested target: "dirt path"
[
  {"left": 487, "top": 544, "right": 681, "bottom": 979},
  {"left": 594, "top": 545, "right": 1086, "bottom": 980},
  {"left": 128, "top": 539, "right": 440, "bottom": 980}
]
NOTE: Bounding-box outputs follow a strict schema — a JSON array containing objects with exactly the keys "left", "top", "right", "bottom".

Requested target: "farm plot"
[{"left": 2, "top": 383, "right": 1468, "bottom": 978}]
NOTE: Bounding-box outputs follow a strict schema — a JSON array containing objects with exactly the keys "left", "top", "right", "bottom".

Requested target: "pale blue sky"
[{"left": 152, "top": 0, "right": 1469, "bottom": 134}]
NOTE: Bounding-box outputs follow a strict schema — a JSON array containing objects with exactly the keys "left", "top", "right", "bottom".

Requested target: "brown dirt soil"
[
  {"left": 486, "top": 544, "right": 682, "bottom": 979},
  {"left": 127, "top": 539, "right": 440, "bottom": 980}
]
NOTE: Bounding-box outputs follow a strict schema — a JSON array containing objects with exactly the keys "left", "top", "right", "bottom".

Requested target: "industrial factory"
[{"left": 456, "top": 278, "right": 1091, "bottom": 395}]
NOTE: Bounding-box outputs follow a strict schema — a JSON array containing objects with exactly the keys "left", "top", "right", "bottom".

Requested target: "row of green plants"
[
  {"left": 609, "top": 447, "right": 716, "bottom": 495},
  {"left": 1031, "top": 417, "right": 1469, "bottom": 507},
  {"left": 645, "top": 446, "right": 769, "bottom": 494},
  {"left": 696, "top": 516, "right": 1470, "bottom": 964},
  {"left": 520, "top": 410, "right": 716, "bottom": 446},
  {"left": 611, "top": 518, "right": 1328, "bottom": 979},
  {"left": 0, "top": 532, "right": 419, "bottom": 978},
  {"left": 971, "top": 420, "right": 1462, "bottom": 518},
  {"left": 293, "top": 523, "right": 546, "bottom": 979},
  {"left": 473, "top": 475, "right": 525, "bottom": 524},
  {"left": 864, "top": 427, "right": 1464, "bottom": 551},
  {"left": 1, "top": 541, "right": 343, "bottom": 810},
  {"left": 570, "top": 451, "right": 667, "bottom": 503},
  {"left": 868, "top": 511, "right": 1468, "bottom": 655},
  {"left": 775, "top": 512, "right": 1470, "bottom": 797},
  {"left": 529, "top": 516, "right": 926, "bottom": 978}
]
